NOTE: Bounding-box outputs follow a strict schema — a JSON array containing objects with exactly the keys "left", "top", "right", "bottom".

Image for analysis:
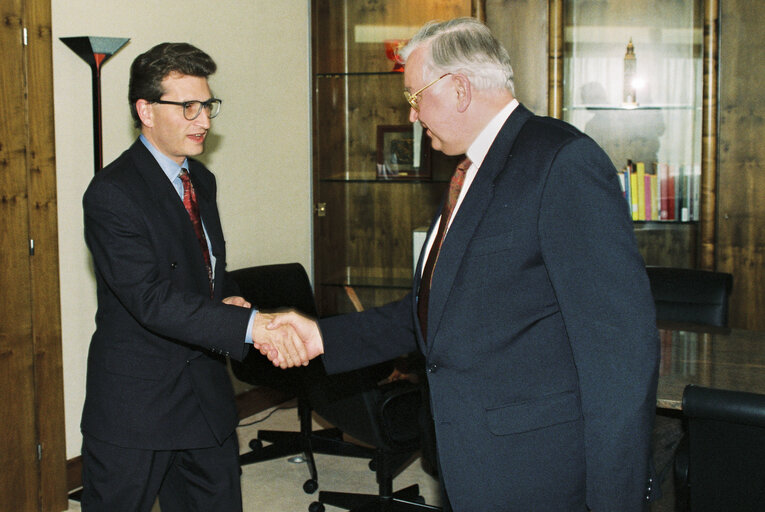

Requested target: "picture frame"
[{"left": 376, "top": 124, "right": 431, "bottom": 180}]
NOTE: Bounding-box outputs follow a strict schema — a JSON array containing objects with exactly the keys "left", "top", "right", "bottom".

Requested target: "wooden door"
[{"left": 0, "top": 0, "right": 67, "bottom": 509}]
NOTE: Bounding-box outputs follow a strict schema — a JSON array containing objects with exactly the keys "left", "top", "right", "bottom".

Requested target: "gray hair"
[{"left": 399, "top": 17, "right": 515, "bottom": 95}]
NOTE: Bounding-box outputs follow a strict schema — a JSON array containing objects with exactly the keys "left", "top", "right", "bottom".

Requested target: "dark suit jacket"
[
  {"left": 320, "top": 104, "right": 659, "bottom": 511},
  {"left": 81, "top": 139, "right": 252, "bottom": 450}
]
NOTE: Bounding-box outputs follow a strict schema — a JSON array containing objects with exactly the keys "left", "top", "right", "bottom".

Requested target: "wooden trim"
[
  {"left": 471, "top": 0, "right": 487, "bottom": 22},
  {"left": 66, "top": 386, "right": 294, "bottom": 493},
  {"left": 547, "top": 0, "right": 564, "bottom": 118},
  {"left": 699, "top": 0, "right": 719, "bottom": 270},
  {"left": 25, "top": 0, "right": 68, "bottom": 510}
]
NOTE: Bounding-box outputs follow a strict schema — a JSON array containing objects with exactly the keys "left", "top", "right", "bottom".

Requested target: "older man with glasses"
[{"left": 269, "top": 17, "right": 659, "bottom": 512}]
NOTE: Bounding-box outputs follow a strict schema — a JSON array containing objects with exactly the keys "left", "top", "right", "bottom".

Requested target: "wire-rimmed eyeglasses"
[
  {"left": 403, "top": 73, "right": 452, "bottom": 111},
  {"left": 153, "top": 98, "right": 222, "bottom": 120}
]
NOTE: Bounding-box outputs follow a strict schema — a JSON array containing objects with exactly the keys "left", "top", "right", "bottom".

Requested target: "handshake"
[
  {"left": 222, "top": 295, "right": 324, "bottom": 368},
  {"left": 252, "top": 309, "right": 325, "bottom": 368}
]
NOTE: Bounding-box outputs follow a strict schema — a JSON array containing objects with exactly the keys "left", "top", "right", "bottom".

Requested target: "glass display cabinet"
[
  {"left": 548, "top": 0, "right": 719, "bottom": 268},
  {"left": 311, "top": 0, "right": 484, "bottom": 315}
]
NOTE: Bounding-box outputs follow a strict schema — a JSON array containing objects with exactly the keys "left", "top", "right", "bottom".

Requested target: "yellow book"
[
  {"left": 629, "top": 168, "right": 639, "bottom": 220},
  {"left": 636, "top": 162, "right": 646, "bottom": 220}
]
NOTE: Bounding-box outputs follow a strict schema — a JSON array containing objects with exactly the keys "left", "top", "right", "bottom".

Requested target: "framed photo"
[{"left": 376, "top": 124, "right": 431, "bottom": 180}]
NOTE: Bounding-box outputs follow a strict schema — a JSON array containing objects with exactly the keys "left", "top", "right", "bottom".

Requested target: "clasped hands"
[
  {"left": 254, "top": 310, "right": 324, "bottom": 368},
  {"left": 224, "top": 296, "right": 323, "bottom": 369}
]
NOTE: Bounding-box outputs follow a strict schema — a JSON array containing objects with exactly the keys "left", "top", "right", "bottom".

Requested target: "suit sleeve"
[
  {"left": 319, "top": 293, "right": 419, "bottom": 374},
  {"left": 538, "top": 137, "right": 659, "bottom": 510},
  {"left": 84, "top": 178, "right": 252, "bottom": 361}
]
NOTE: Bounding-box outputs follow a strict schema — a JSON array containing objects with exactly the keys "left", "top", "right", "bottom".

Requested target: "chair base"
[
  {"left": 240, "top": 423, "right": 376, "bottom": 494},
  {"left": 314, "top": 484, "right": 441, "bottom": 512}
]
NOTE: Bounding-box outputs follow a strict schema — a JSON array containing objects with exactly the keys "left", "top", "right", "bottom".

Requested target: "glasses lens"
[
  {"left": 403, "top": 91, "right": 418, "bottom": 111},
  {"left": 207, "top": 100, "right": 221, "bottom": 119},
  {"left": 183, "top": 101, "right": 202, "bottom": 120}
]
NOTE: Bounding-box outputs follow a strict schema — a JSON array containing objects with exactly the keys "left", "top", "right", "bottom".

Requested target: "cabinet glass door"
[{"left": 563, "top": 0, "right": 702, "bottom": 223}]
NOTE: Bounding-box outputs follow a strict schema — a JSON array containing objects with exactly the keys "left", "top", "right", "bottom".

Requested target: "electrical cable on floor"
[{"left": 237, "top": 403, "right": 297, "bottom": 428}]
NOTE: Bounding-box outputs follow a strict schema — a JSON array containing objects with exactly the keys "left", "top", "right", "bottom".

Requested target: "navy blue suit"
[
  {"left": 81, "top": 139, "right": 252, "bottom": 509},
  {"left": 320, "top": 104, "right": 659, "bottom": 511}
]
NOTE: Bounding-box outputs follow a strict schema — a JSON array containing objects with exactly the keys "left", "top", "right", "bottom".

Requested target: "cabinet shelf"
[
  {"left": 319, "top": 176, "right": 450, "bottom": 184},
  {"left": 564, "top": 104, "right": 699, "bottom": 111},
  {"left": 316, "top": 71, "right": 403, "bottom": 78}
]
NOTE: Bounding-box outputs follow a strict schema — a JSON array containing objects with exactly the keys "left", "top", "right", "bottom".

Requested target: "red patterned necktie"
[
  {"left": 417, "top": 157, "right": 471, "bottom": 339},
  {"left": 180, "top": 169, "right": 213, "bottom": 297}
]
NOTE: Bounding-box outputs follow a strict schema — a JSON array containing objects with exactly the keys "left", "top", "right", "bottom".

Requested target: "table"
[{"left": 656, "top": 322, "right": 765, "bottom": 410}]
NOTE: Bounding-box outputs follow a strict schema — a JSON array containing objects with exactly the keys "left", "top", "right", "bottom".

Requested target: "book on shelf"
[{"left": 617, "top": 160, "right": 699, "bottom": 222}]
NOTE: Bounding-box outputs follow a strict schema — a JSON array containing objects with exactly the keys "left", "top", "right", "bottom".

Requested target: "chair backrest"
[
  {"left": 228, "top": 263, "right": 318, "bottom": 317},
  {"left": 682, "top": 385, "right": 765, "bottom": 511},
  {"left": 228, "top": 263, "right": 423, "bottom": 452},
  {"left": 645, "top": 266, "right": 733, "bottom": 327}
]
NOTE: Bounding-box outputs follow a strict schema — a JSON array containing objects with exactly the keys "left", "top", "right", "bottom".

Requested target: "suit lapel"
[{"left": 423, "top": 104, "right": 534, "bottom": 349}]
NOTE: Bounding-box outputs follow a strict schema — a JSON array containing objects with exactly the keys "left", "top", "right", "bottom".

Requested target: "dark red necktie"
[
  {"left": 180, "top": 169, "right": 213, "bottom": 297},
  {"left": 417, "top": 158, "right": 471, "bottom": 339}
]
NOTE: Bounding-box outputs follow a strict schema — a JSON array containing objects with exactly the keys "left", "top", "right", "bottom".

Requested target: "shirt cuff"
[{"left": 245, "top": 309, "right": 258, "bottom": 344}]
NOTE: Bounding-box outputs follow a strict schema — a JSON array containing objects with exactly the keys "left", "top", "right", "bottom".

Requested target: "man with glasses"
[
  {"left": 80, "top": 42, "right": 303, "bottom": 511},
  {"left": 269, "top": 18, "right": 659, "bottom": 511}
]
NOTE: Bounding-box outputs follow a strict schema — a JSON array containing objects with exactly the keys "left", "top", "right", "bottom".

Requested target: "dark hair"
[{"left": 128, "top": 42, "right": 217, "bottom": 128}]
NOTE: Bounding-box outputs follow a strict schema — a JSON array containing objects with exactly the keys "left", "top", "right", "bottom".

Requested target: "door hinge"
[
  {"left": 37, "top": 443, "right": 42, "bottom": 460},
  {"left": 23, "top": 27, "right": 28, "bottom": 46},
  {"left": 315, "top": 202, "right": 327, "bottom": 217},
  {"left": 29, "top": 239, "right": 35, "bottom": 255}
]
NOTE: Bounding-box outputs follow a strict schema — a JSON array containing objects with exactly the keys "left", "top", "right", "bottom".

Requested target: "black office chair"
[
  {"left": 308, "top": 365, "right": 441, "bottom": 512},
  {"left": 645, "top": 266, "right": 733, "bottom": 327},
  {"left": 673, "top": 385, "right": 765, "bottom": 511},
  {"left": 229, "top": 263, "right": 375, "bottom": 494},
  {"left": 646, "top": 267, "right": 734, "bottom": 505}
]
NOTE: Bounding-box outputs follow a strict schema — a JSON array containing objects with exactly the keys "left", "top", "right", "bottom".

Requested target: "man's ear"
[
  {"left": 135, "top": 99, "right": 154, "bottom": 128},
  {"left": 453, "top": 74, "right": 472, "bottom": 113}
]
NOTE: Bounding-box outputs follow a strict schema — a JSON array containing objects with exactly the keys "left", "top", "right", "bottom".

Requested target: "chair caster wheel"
[
  {"left": 309, "top": 501, "right": 325, "bottom": 512},
  {"left": 248, "top": 438, "right": 263, "bottom": 450},
  {"left": 303, "top": 478, "right": 318, "bottom": 494},
  {"left": 368, "top": 459, "right": 377, "bottom": 471}
]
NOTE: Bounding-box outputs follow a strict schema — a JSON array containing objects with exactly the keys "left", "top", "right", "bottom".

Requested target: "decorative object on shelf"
[
  {"left": 376, "top": 123, "right": 431, "bottom": 180},
  {"left": 623, "top": 38, "right": 638, "bottom": 107},
  {"left": 60, "top": 36, "right": 130, "bottom": 174},
  {"left": 383, "top": 39, "right": 408, "bottom": 72}
]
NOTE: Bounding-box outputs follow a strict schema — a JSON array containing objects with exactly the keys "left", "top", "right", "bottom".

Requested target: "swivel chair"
[
  {"left": 645, "top": 266, "right": 733, "bottom": 327},
  {"left": 229, "top": 263, "right": 375, "bottom": 494},
  {"left": 675, "top": 385, "right": 765, "bottom": 511},
  {"left": 307, "top": 367, "right": 441, "bottom": 512}
]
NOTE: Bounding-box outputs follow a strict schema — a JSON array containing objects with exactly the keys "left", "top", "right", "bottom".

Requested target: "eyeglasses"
[
  {"left": 153, "top": 98, "right": 222, "bottom": 120},
  {"left": 403, "top": 73, "right": 452, "bottom": 111}
]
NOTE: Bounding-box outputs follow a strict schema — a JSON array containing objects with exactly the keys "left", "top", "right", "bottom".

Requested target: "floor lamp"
[{"left": 60, "top": 36, "right": 129, "bottom": 174}]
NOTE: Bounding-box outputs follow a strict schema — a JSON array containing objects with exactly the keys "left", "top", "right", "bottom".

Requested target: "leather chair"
[
  {"left": 229, "top": 263, "right": 375, "bottom": 494},
  {"left": 674, "top": 385, "right": 765, "bottom": 511},
  {"left": 308, "top": 364, "right": 441, "bottom": 512},
  {"left": 645, "top": 266, "right": 733, "bottom": 327},
  {"left": 646, "top": 267, "right": 733, "bottom": 506}
]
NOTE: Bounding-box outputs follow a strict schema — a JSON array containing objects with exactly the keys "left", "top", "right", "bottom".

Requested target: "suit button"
[
  {"left": 426, "top": 364, "right": 438, "bottom": 374},
  {"left": 170, "top": 262, "right": 178, "bottom": 269}
]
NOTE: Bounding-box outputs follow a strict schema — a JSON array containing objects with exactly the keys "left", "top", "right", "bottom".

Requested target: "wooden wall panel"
[
  {"left": 0, "top": 0, "right": 66, "bottom": 509},
  {"left": 0, "top": 0, "right": 42, "bottom": 509},
  {"left": 25, "top": 0, "right": 67, "bottom": 508},
  {"left": 716, "top": 0, "right": 765, "bottom": 330}
]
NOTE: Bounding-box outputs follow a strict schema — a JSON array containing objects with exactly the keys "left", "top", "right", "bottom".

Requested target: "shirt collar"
[
  {"left": 139, "top": 134, "right": 189, "bottom": 182},
  {"left": 465, "top": 98, "right": 519, "bottom": 169}
]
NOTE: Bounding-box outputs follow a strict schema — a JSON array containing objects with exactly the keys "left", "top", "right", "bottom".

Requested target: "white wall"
[{"left": 52, "top": 0, "right": 313, "bottom": 458}]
